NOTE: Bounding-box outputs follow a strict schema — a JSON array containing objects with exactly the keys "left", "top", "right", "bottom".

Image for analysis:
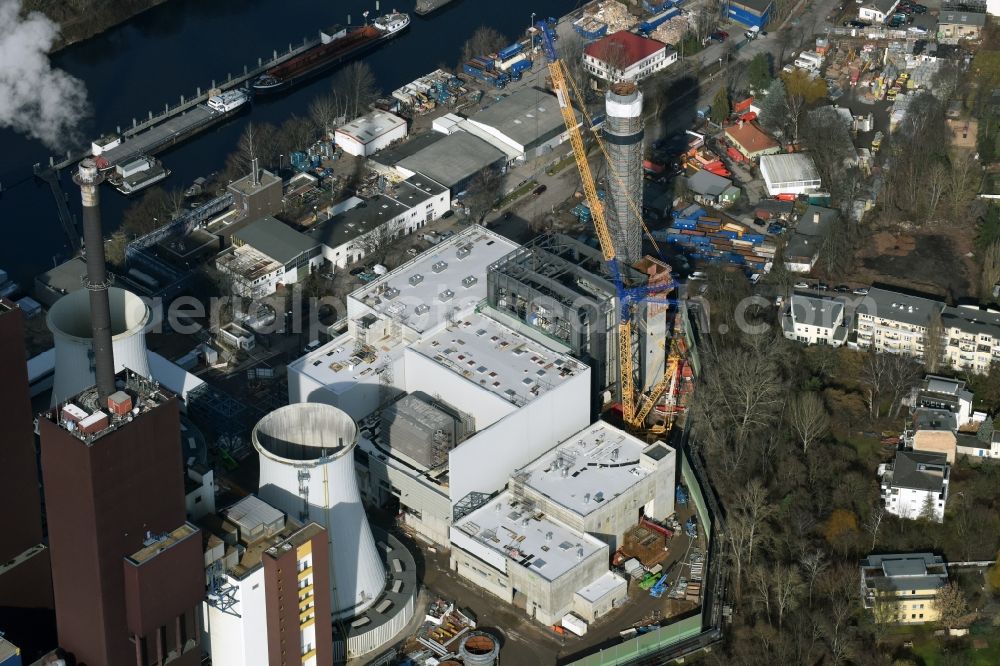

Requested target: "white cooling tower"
[
  {"left": 47, "top": 287, "right": 151, "bottom": 405},
  {"left": 253, "top": 403, "right": 386, "bottom": 619}
]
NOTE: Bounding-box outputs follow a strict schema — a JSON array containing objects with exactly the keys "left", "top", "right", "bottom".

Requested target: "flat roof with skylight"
[
  {"left": 519, "top": 421, "right": 655, "bottom": 517},
  {"left": 410, "top": 312, "right": 585, "bottom": 406},
  {"left": 288, "top": 331, "right": 405, "bottom": 398},
  {"left": 351, "top": 226, "right": 518, "bottom": 334},
  {"left": 453, "top": 491, "right": 606, "bottom": 582}
]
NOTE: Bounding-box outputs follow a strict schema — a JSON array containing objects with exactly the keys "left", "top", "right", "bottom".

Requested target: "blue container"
[
  {"left": 510, "top": 59, "right": 533, "bottom": 75},
  {"left": 499, "top": 42, "right": 524, "bottom": 61},
  {"left": 715, "top": 230, "right": 738, "bottom": 239},
  {"left": 674, "top": 220, "right": 696, "bottom": 230},
  {"left": 644, "top": 0, "right": 673, "bottom": 11},
  {"left": 638, "top": 8, "right": 679, "bottom": 33},
  {"left": 743, "top": 233, "right": 765, "bottom": 244}
]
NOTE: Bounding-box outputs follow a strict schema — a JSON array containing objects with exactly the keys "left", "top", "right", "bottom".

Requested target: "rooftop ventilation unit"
[
  {"left": 462, "top": 276, "right": 478, "bottom": 288},
  {"left": 415, "top": 303, "right": 430, "bottom": 315},
  {"left": 383, "top": 287, "right": 400, "bottom": 299},
  {"left": 456, "top": 246, "right": 472, "bottom": 259},
  {"left": 409, "top": 273, "right": 424, "bottom": 286},
  {"left": 439, "top": 289, "right": 455, "bottom": 302},
  {"left": 432, "top": 261, "right": 448, "bottom": 273}
]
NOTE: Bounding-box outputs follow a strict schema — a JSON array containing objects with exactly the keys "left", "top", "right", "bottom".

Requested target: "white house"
[
  {"left": 306, "top": 174, "right": 450, "bottom": 270},
  {"left": 582, "top": 31, "right": 677, "bottom": 83},
  {"left": 859, "top": 0, "right": 900, "bottom": 23},
  {"left": 782, "top": 294, "right": 848, "bottom": 346},
  {"left": 335, "top": 110, "right": 408, "bottom": 157},
  {"left": 217, "top": 216, "right": 323, "bottom": 298},
  {"left": 879, "top": 450, "right": 950, "bottom": 522}
]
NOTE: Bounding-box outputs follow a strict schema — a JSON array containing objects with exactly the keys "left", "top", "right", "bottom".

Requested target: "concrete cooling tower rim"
[
  {"left": 252, "top": 402, "right": 358, "bottom": 465},
  {"left": 46, "top": 287, "right": 150, "bottom": 342}
]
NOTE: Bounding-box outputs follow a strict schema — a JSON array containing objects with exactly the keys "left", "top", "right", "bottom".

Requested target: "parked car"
[
  {"left": 442, "top": 210, "right": 454, "bottom": 219},
  {"left": 853, "top": 287, "right": 870, "bottom": 295},
  {"left": 794, "top": 281, "right": 809, "bottom": 289},
  {"left": 533, "top": 184, "right": 547, "bottom": 195},
  {"left": 349, "top": 267, "right": 365, "bottom": 276},
  {"left": 690, "top": 271, "right": 707, "bottom": 280},
  {"left": 709, "top": 31, "right": 728, "bottom": 42},
  {"left": 816, "top": 282, "right": 829, "bottom": 291},
  {"left": 835, "top": 285, "right": 851, "bottom": 293}
]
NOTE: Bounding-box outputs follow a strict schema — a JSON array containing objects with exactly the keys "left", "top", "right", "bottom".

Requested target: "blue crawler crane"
[{"left": 649, "top": 573, "right": 669, "bottom": 598}]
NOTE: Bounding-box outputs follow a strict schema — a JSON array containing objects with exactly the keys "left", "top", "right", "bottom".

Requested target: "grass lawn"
[{"left": 893, "top": 626, "right": 1000, "bottom": 666}]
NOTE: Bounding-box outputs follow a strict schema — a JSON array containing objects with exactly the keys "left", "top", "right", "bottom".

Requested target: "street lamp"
[{"left": 279, "top": 154, "right": 284, "bottom": 171}]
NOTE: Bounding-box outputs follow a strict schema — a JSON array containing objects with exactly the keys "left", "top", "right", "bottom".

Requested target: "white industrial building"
[
  {"left": 782, "top": 294, "right": 848, "bottom": 346},
  {"left": 217, "top": 216, "right": 323, "bottom": 297},
  {"left": 450, "top": 490, "right": 610, "bottom": 626},
  {"left": 759, "top": 153, "right": 822, "bottom": 196},
  {"left": 514, "top": 421, "right": 676, "bottom": 551},
  {"left": 306, "top": 174, "right": 449, "bottom": 270},
  {"left": 879, "top": 450, "right": 950, "bottom": 522},
  {"left": 287, "top": 226, "right": 592, "bottom": 547},
  {"left": 335, "top": 110, "right": 408, "bottom": 157}
]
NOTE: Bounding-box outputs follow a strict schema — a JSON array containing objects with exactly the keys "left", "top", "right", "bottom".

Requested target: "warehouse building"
[
  {"left": 463, "top": 87, "right": 579, "bottom": 164},
  {"left": 306, "top": 174, "right": 449, "bottom": 269},
  {"left": 335, "top": 110, "right": 408, "bottom": 157},
  {"left": 759, "top": 153, "right": 822, "bottom": 196},
  {"left": 728, "top": 0, "right": 774, "bottom": 28},
  {"left": 395, "top": 131, "right": 506, "bottom": 191},
  {"left": 513, "top": 421, "right": 676, "bottom": 550},
  {"left": 217, "top": 216, "right": 322, "bottom": 297},
  {"left": 450, "top": 490, "right": 610, "bottom": 625}
]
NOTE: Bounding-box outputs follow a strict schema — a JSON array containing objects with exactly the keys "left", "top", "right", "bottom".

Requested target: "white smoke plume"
[{"left": 0, "top": 0, "right": 90, "bottom": 150}]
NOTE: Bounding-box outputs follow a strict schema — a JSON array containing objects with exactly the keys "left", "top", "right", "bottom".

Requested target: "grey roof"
[
  {"left": 861, "top": 552, "right": 948, "bottom": 592},
  {"left": 855, "top": 287, "right": 944, "bottom": 328},
  {"left": 797, "top": 205, "right": 839, "bottom": 236},
  {"left": 233, "top": 216, "right": 319, "bottom": 265},
  {"left": 371, "top": 131, "right": 444, "bottom": 167},
  {"left": 759, "top": 153, "right": 821, "bottom": 187},
  {"left": 912, "top": 408, "right": 957, "bottom": 432},
  {"left": 869, "top": 0, "right": 899, "bottom": 14},
  {"left": 939, "top": 11, "right": 986, "bottom": 26},
  {"left": 941, "top": 304, "right": 1000, "bottom": 338},
  {"left": 397, "top": 131, "right": 506, "bottom": 189},
  {"left": 890, "top": 450, "right": 949, "bottom": 492},
  {"left": 790, "top": 293, "right": 843, "bottom": 327},
  {"left": 686, "top": 170, "right": 734, "bottom": 196},
  {"left": 228, "top": 169, "right": 282, "bottom": 196},
  {"left": 924, "top": 376, "right": 966, "bottom": 396},
  {"left": 223, "top": 495, "right": 285, "bottom": 536},
  {"left": 784, "top": 233, "right": 825, "bottom": 261},
  {"left": 468, "top": 87, "right": 567, "bottom": 149}
]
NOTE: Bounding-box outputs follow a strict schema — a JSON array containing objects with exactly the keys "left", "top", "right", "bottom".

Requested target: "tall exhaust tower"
[
  {"left": 604, "top": 82, "right": 644, "bottom": 266},
  {"left": 73, "top": 158, "right": 116, "bottom": 400}
]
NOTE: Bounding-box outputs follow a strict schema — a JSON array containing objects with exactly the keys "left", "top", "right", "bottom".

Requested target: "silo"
[
  {"left": 459, "top": 631, "right": 500, "bottom": 666},
  {"left": 47, "top": 286, "right": 151, "bottom": 405},
  {"left": 603, "top": 82, "right": 644, "bottom": 266},
  {"left": 253, "top": 403, "right": 386, "bottom": 619}
]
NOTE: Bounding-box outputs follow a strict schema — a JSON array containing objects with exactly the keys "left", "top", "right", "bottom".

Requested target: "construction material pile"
[
  {"left": 650, "top": 16, "right": 689, "bottom": 45},
  {"left": 585, "top": 0, "right": 635, "bottom": 33}
]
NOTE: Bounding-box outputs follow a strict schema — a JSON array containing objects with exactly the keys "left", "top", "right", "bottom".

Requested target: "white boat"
[
  {"left": 109, "top": 156, "right": 171, "bottom": 195},
  {"left": 207, "top": 88, "right": 250, "bottom": 114},
  {"left": 373, "top": 11, "right": 410, "bottom": 35}
]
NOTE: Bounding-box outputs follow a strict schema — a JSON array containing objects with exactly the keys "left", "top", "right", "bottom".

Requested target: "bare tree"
[
  {"left": 923, "top": 309, "right": 946, "bottom": 373},
  {"left": 863, "top": 505, "right": 885, "bottom": 552},
  {"left": 981, "top": 240, "right": 1000, "bottom": 300},
  {"left": 934, "top": 583, "right": 975, "bottom": 629},
  {"left": 464, "top": 167, "right": 503, "bottom": 224},
  {"left": 771, "top": 564, "right": 804, "bottom": 631},
  {"left": 788, "top": 392, "right": 829, "bottom": 454},
  {"left": 947, "top": 150, "right": 979, "bottom": 218},
  {"left": 749, "top": 565, "right": 772, "bottom": 624},
  {"left": 925, "top": 161, "right": 948, "bottom": 223},
  {"left": 885, "top": 353, "right": 922, "bottom": 418},
  {"left": 277, "top": 114, "right": 316, "bottom": 157},
  {"left": 332, "top": 61, "right": 380, "bottom": 120},
  {"left": 352, "top": 221, "right": 393, "bottom": 266},
  {"left": 235, "top": 121, "right": 280, "bottom": 173},
  {"left": 860, "top": 350, "right": 890, "bottom": 418},
  {"left": 800, "top": 549, "right": 828, "bottom": 608},
  {"left": 460, "top": 26, "right": 506, "bottom": 64},
  {"left": 309, "top": 94, "right": 341, "bottom": 140}
]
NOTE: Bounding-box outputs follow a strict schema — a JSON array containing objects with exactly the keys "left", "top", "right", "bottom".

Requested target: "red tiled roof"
[
  {"left": 583, "top": 31, "right": 666, "bottom": 68},
  {"left": 724, "top": 121, "right": 779, "bottom": 155}
]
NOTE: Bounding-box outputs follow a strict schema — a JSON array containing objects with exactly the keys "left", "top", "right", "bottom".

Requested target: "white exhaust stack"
[
  {"left": 253, "top": 403, "right": 386, "bottom": 619},
  {"left": 46, "top": 286, "right": 151, "bottom": 406}
]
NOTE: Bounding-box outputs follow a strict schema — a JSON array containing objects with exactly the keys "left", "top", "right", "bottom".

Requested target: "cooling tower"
[
  {"left": 604, "top": 82, "right": 644, "bottom": 266},
  {"left": 47, "top": 287, "right": 151, "bottom": 405},
  {"left": 253, "top": 403, "right": 386, "bottom": 619}
]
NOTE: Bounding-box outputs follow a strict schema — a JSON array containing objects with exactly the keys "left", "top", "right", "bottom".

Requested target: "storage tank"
[
  {"left": 47, "top": 287, "right": 151, "bottom": 405},
  {"left": 253, "top": 403, "right": 386, "bottom": 618},
  {"left": 459, "top": 631, "right": 500, "bottom": 666}
]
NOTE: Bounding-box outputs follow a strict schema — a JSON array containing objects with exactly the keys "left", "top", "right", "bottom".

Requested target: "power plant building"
[
  {"left": 200, "top": 495, "right": 333, "bottom": 666},
  {"left": 39, "top": 372, "right": 203, "bottom": 666}
]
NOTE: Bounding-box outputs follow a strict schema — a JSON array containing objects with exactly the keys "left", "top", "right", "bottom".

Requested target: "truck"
[{"left": 745, "top": 25, "right": 761, "bottom": 41}]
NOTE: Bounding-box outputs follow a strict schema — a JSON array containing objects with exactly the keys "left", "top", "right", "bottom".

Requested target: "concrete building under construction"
[{"left": 603, "top": 82, "right": 645, "bottom": 266}]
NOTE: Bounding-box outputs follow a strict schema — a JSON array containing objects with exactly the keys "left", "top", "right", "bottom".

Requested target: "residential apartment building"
[
  {"left": 855, "top": 289, "right": 1000, "bottom": 374},
  {"left": 782, "top": 294, "right": 847, "bottom": 346},
  {"left": 860, "top": 553, "right": 948, "bottom": 624},
  {"left": 879, "top": 450, "right": 950, "bottom": 522}
]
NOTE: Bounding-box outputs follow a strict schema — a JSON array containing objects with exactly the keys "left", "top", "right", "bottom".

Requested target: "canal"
[{"left": 0, "top": 0, "right": 573, "bottom": 285}]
